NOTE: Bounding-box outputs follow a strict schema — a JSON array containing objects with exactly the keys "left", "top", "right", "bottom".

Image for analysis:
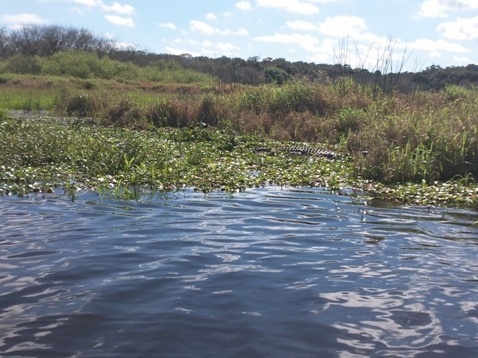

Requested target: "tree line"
[
  {"left": 1, "top": 24, "right": 477, "bottom": 91},
  {"left": 0, "top": 25, "right": 116, "bottom": 57}
]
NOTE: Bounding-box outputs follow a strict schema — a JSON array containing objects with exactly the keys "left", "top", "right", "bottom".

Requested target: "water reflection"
[{"left": 0, "top": 187, "right": 478, "bottom": 357}]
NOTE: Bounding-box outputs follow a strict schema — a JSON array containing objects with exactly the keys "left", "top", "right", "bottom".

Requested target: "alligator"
[{"left": 255, "top": 145, "right": 346, "bottom": 160}]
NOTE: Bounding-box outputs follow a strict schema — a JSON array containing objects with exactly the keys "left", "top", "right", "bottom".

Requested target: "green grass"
[
  {"left": 0, "top": 115, "right": 477, "bottom": 206},
  {"left": 1, "top": 70, "right": 478, "bottom": 206},
  {"left": 0, "top": 116, "right": 354, "bottom": 198},
  {"left": 0, "top": 87, "right": 57, "bottom": 111}
]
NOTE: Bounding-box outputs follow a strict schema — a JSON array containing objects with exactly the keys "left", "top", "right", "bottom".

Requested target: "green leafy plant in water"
[
  {"left": 0, "top": 108, "right": 7, "bottom": 120},
  {"left": 123, "top": 154, "right": 135, "bottom": 171},
  {"left": 64, "top": 183, "right": 77, "bottom": 202}
]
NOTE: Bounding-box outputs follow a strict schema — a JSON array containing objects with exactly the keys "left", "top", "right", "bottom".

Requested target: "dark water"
[{"left": 1, "top": 187, "right": 478, "bottom": 358}]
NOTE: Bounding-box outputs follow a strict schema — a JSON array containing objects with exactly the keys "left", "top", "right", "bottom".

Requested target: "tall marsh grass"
[{"left": 2, "top": 73, "right": 477, "bottom": 184}]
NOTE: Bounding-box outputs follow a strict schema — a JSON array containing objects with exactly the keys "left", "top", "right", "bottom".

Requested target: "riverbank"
[
  {"left": 1, "top": 113, "right": 477, "bottom": 207},
  {"left": 1, "top": 74, "right": 478, "bottom": 185},
  {"left": 1, "top": 69, "right": 478, "bottom": 207}
]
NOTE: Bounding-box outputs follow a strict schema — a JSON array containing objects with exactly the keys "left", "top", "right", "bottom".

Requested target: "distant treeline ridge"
[{"left": 1, "top": 25, "right": 478, "bottom": 91}]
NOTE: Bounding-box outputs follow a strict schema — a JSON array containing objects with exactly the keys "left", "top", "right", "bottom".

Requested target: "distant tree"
[
  {"left": 237, "top": 65, "right": 262, "bottom": 85},
  {"left": 247, "top": 56, "right": 260, "bottom": 65},
  {"left": 8, "top": 26, "right": 41, "bottom": 56},
  {"left": 0, "top": 27, "right": 10, "bottom": 58},
  {"left": 4, "top": 25, "right": 115, "bottom": 57},
  {"left": 3, "top": 24, "right": 478, "bottom": 91},
  {"left": 264, "top": 66, "right": 289, "bottom": 85}
]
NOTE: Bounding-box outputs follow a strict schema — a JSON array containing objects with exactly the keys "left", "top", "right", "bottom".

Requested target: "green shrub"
[
  {"left": 5, "top": 54, "right": 42, "bottom": 74},
  {"left": 443, "top": 84, "right": 469, "bottom": 101},
  {"left": 336, "top": 107, "right": 367, "bottom": 134}
]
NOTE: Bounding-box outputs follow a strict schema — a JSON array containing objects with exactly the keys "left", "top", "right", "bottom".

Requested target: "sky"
[{"left": 1, "top": 0, "right": 478, "bottom": 72}]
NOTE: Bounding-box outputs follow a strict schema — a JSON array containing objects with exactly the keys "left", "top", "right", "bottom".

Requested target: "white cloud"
[
  {"left": 256, "top": 0, "right": 320, "bottom": 14},
  {"left": 286, "top": 20, "right": 318, "bottom": 31},
  {"left": 199, "top": 40, "right": 213, "bottom": 48},
  {"left": 72, "top": 0, "right": 102, "bottom": 7},
  {"left": 165, "top": 46, "right": 199, "bottom": 56},
  {"left": 407, "top": 38, "right": 469, "bottom": 58},
  {"left": 437, "top": 16, "right": 478, "bottom": 39},
  {"left": 166, "top": 39, "right": 240, "bottom": 57},
  {"left": 104, "top": 14, "right": 135, "bottom": 27},
  {"left": 417, "top": 0, "right": 452, "bottom": 18},
  {"left": 71, "top": 0, "right": 135, "bottom": 15},
  {"left": 158, "top": 22, "right": 176, "bottom": 30},
  {"left": 217, "top": 42, "right": 241, "bottom": 52},
  {"left": 71, "top": 7, "right": 86, "bottom": 14},
  {"left": 102, "top": 2, "right": 134, "bottom": 15},
  {"left": 190, "top": 20, "right": 249, "bottom": 36},
  {"left": 0, "top": 13, "right": 48, "bottom": 28},
  {"left": 252, "top": 30, "right": 391, "bottom": 68},
  {"left": 254, "top": 32, "right": 337, "bottom": 63},
  {"left": 318, "top": 16, "right": 366, "bottom": 37},
  {"left": 452, "top": 55, "right": 471, "bottom": 64},
  {"left": 285, "top": 16, "right": 369, "bottom": 36},
  {"left": 253, "top": 32, "right": 320, "bottom": 50},
  {"left": 206, "top": 13, "right": 217, "bottom": 20},
  {"left": 190, "top": 20, "right": 216, "bottom": 35},
  {"left": 236, "top": 1, "right": 252, "bottom": 10},
  {"left": 417, "top": 0, "right": 478, "bottom": 18},
  {"left": 114, "top": 41, "right": 137, "bottom": 49}
]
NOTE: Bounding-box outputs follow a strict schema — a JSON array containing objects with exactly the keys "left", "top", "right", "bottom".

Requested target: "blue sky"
[{"left": 1, "top": 0, "right": 477, "bottom": 72}]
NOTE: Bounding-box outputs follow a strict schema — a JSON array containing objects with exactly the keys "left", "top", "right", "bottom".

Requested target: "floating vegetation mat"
[{"left": 0, "top": 115, "right": 477, "bottom": 208}]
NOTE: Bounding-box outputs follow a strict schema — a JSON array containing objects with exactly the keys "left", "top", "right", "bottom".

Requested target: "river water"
[{"left": 1, "top": 187, "right": 478, "bottom": 357}]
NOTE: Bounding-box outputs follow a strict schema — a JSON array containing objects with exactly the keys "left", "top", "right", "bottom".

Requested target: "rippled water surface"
[{"left": 1, "top": 187, "right": 478, "bottom": 357}]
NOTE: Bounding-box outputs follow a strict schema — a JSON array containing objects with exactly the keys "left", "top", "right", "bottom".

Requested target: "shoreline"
[{"left": 1, "top": 112, "right": 477, "bottom": 209}]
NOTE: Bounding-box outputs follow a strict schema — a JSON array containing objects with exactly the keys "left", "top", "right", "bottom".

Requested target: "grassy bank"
[
  {"left": 0, "top": 114, "right": 477, "bottom": 206},
  {"left": 1, "top": 73, "right": 477, "bottom": 206}
]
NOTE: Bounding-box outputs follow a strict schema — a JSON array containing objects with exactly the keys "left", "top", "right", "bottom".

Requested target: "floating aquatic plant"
[{"left": 0, "top": 115, "right": 477, "bottom": 207}]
